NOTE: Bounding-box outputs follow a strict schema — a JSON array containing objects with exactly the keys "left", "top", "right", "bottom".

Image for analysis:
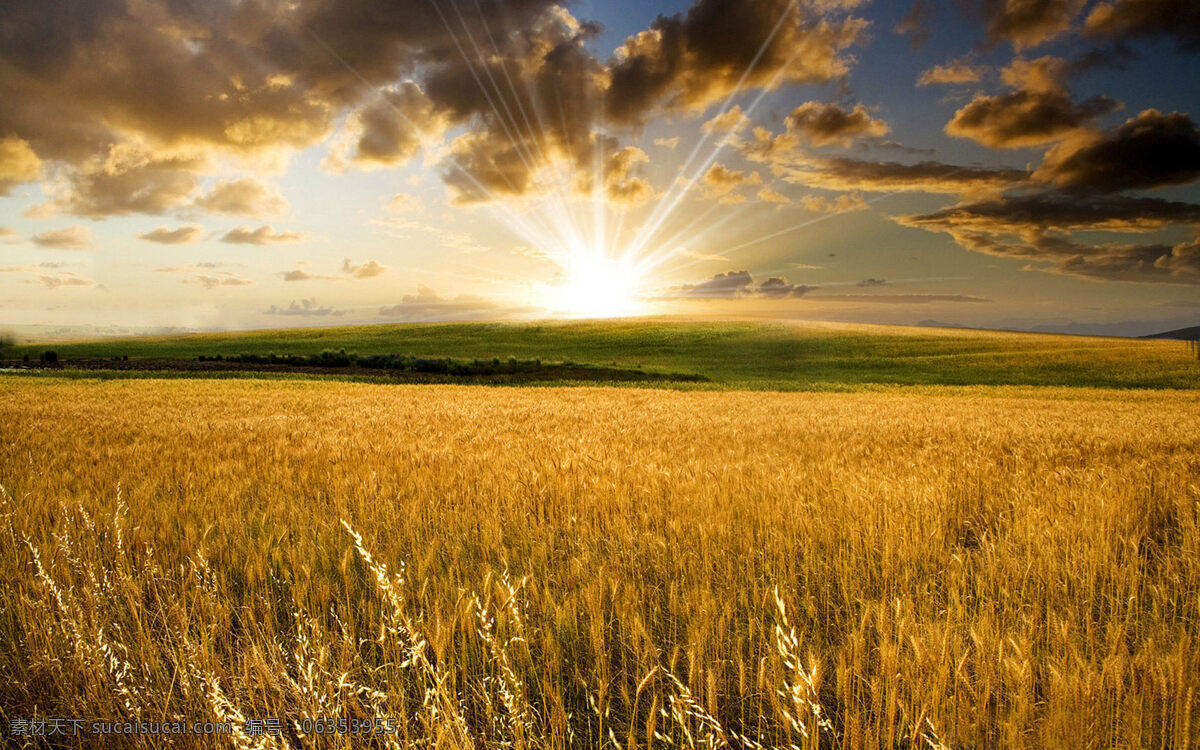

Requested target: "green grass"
[{"left": 7, "top": 317, "right": 1199, "bottom": 390}]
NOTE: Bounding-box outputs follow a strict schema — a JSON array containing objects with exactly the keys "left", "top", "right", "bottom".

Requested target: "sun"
[{"left": 545, "top": 253, "right": 646, "bottom": 319}]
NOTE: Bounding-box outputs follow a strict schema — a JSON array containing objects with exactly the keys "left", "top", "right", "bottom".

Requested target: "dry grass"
[{"left": 1, "top": 376, "right": 1198, "bottom": 748}]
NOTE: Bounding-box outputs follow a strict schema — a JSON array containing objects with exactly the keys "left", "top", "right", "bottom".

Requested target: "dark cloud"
[
  {"left": 811, "top": 293, "right": 991, "bottom": 303},
  {"left": 857, "top": 277, "right": 887, "bottom": 287},
  {"left": 895, "top": 0, "right": 933, "bottom": 48},
  {"left": 973, "top": 0, "right": 1088, "bottom": 49},
  {"left": 37, "top": 147, "right": 206, "bottom": 219},
  {"left": 221, "top": 225, "right": 306, "bottom": 245},
  {"left": 605, "top": 0, "right": 867, "bottom": 124},
  {"left": 671, "top": 269, "right": 754, "bottom": 298},
  {"left": 264, "top": 298, "right": 345, "bottom": 316},
  {"left": 945, "top": 57, "right": 1120, "bottom": 148},
  {"left": 898, "top": 193, "right": 1200, "bottom": 283},
  {"left": 0, "top": 0, "right": 878, "bottom": 213},
  {"left": 899, "top": 192, "right": 1200, "bottom": 234},
  {"left": 742, "top": 110, "right": 1029, "bottom": 195},
  {"left": 137, "top": 224, "right": 205, "bottom": 245},
  {"left": 1084, "top": 0, "right": 1200, "bottom": 51},
  {"left": 766, "top": 152, "right": 1029, "bottom": 195},
  {"left": 325, "top": 82, "right": 449, "bottom": 172},
  {"left": 0, "top": 0, "right": 647, "bottom": 213},
  {"left": 961, "top": 232, "right": 1200, "bottom": 283},
  {"left": 659, "top": 270, "right": 815, "bottom": 299},
  {"left": 1034, "top": 109, "right": 1200, "bottom": 193},
  {"left": 783, "top": 102, "right": 889, "bottom": 146},
  {"left": 757, "top": 276, "right": 814, "bottom": 298}
]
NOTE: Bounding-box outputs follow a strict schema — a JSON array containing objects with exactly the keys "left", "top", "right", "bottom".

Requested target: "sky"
[{"left": 1, "top": 0, "right": 1199, "bottom": 338}]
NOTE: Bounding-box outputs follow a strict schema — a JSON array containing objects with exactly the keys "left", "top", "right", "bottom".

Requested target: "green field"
[{"left": 7, "top": 318, "right": 1199, "bottom": 390}]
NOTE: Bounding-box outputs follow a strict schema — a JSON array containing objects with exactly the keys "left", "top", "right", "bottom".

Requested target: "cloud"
[
  {"left": 741, "top": 121, "right": 1028, "bottom": 195},
  {"left": 658, "top": 270, "right": 816, "bottom": 299},
  {"left": 972, "top": 232, "right": 1200, "bottom": 284},
  {"left": 783, "top": 102, "right": 889, "bottom": 146},
  {"left": 36, "top": 272, "right": 96, "bottom": 290},
  {"left": 894, "top": 0, "right": 933, "bottom": 47},
  {"left": 765, "top": 152, "right": 1028, "bottom": 195},
  {"left": 603, "top": 146, "right": 653, "bottom": 205},
  {"left": 1084, "top": 0, "right": 1200, "bottom": 51},
  {"left": 378, "top": 286, "right": 535, "bottom": 321},
  {"left": 196, "top": 179, "right": 289, "bottom": 218},
  {"left": 385, "top": 193, "right": 419, "bottom": 213},
  {"left": 654, "top": 137, "right": 681, "bottom": 150},
  {"left": 945, "top": 57, "right": 1120, "bottom": 148},
  {"left": 898, "top": 193, "right": 1200, "bottom": 283},
  {"left": 442, "top": 130, "right": 539, "bottom": 205},
  {"left": 1033, "top": 109, "right": 1200, "bottom": 193},
  {"left": 264, "top": 298, "right": 345, "bottom": 316},
  {"left": 758, "top": 187, "right": 791, "bottom": 204},
  {"left": 701, "top": 106, "right": 751, "bottom": 134},
  {"left": 324, "top": 82, "right": 449, "bottom": 172},
  {"left": 0, "top": 135, "right": 42, "bottom": 195},
  {"left": 899, "top": 192, "right": 1200, "bottom": 234},
  {"left": 192, "top": 273, "right": 253, "bottom": 290},
  {"left": 0, "top": 0, "right": 862, "bottom": 211},
  {"left": 33, "top": 226, "right": 93, "bottom": 250},
  {"left": 220, "top": 225, "right": 306, "bottom": 245},
  {"left": 799, "top": 192, "right": 868, "bottom": 212},
  {"left": 918, "top": 59, "right": 987, "bottom": 86},
  {"left": 0, "top": 227, "right": 15, "bottom": 238},
  {"left": 606, "top": 0, "right": 868, "bottom": 124},
  {"left": 137, "top": 224, "right": 205, "bottom": 245},
  {"left": 811, "top": 293, "right": 990, "bottom": 303},
  {"left": 37, "top": 144, "right": 206, "bottom": 219},
  {"left": 973, "top": 0, "right": 1088, "bottom": 49},
  {"left": 701, "top": 163, "right": 762, "bottom": 202},
  {"left": 756, "top": 276, "right": 816, "bottom": 298},
  {"left": 342, "top": 258, "right": 387, "bottom": 278},
  {"left": 857, "top": 277, "right": 887, "bottom": 287}
]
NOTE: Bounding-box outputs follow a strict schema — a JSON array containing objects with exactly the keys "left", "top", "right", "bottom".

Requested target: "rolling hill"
[{"left": 6, "top": 317, "right": 1199, "bottom": 390}]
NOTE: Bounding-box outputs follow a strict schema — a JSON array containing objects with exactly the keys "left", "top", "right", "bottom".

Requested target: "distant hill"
[
  {"left": 1142, "top": 325, "right": 1200, "bottom": 341},
  {"left": 6, "top": 318, "right": 1200, "bottom": 390}
]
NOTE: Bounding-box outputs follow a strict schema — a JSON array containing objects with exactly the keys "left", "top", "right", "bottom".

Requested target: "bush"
[{"left": 41, "top": 350, "right": 58, "bottom": 364}]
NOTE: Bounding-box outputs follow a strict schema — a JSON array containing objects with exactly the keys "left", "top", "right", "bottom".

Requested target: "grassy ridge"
[{"left": 9, "top": 318, "right": 1200, "bottom": 389}]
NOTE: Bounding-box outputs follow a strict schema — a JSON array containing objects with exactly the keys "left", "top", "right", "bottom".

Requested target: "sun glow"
[{"left": 545, "top": 253, "right": 646, "bottom": 319}]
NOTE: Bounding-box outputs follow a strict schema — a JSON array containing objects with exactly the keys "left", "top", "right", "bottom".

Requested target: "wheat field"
[{"left": 1, "top": 377, "right": 1198, "bottom": 748}]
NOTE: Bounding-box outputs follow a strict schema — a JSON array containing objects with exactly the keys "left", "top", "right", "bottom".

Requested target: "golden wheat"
[{"left": 1, "top": 377, "right": 1198, "bottom": 748}]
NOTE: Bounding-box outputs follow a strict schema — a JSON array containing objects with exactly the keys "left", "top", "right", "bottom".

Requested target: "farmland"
[{"left": 1, "top": 376, "right": 1198, "bottom": 748}]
